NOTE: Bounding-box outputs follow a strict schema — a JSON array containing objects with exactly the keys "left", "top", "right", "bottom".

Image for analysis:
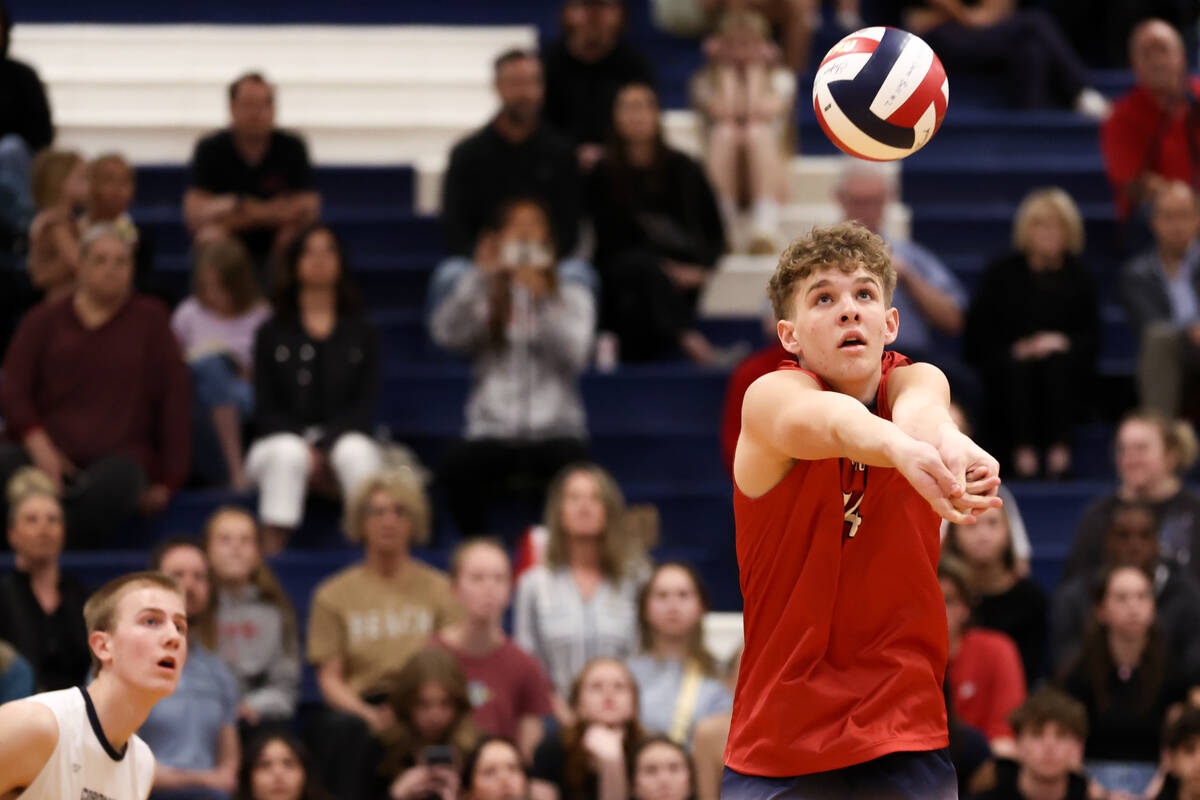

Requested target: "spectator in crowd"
[
  {"left": 542, "top": 0, "right": 655, "bottom": 170},
  {"left": 0, "top": 639, "right": 32, "bottom": 704},
  {"left": 971, "top": 689, "right": 1090, "bottom": 800},
  {"left": 627, "top": 562, "right": 731, "bottom": 746},
  {"left": 896, "top": 0, "right": 1110, "bottom": 117},
  {"left": 442, "top": 50, "right": 581, "bottom": 258},
  {"left": 0, "top": 0, "right": 52, "bottom": 226},
  {"left": 942, "top": 555, "right": 1026, "bottom": 756},
  {"left": 0, "top": 468, "right": 90, "bottom": 692},
  {"left": 246, "top": 223, "right": 381, "bottom": 552},
  {"left": 1121, "top": 182, "right": 1200, "bottom": 419},
  {"left": 27, "top": 149, "right": 87, "bottom": 303},
  {"left": 965, "top": 188, "right": 1099, "bottom": 480},
  {"left": 1065, "top": 410, "right": 1200, "bottom": 582},
  {"left": 587, "top": 83, "right": 727, "bottom": 364},
  {"left": 718, "top": 308, "right": 791, "bottom": 475},
  {"left": 204, "top": 507, "right": 300, "bottom": 727},
  {"left": 184, "top": 72, "right": 320, "bottom": 274},
  {"left": 305, "top": 470, "right": 459, "bottom": 798},
  {"left": 461, "top": 737, "right": 530, "bottom": 800},
  {"left": 371, "top": 648, "right": 479, "bottom": 800},
  {"left": 173, "top": 238, "right": 271, "bottom": 489},
  {"left": 515, "top": 464, "right": 640, "bottom": 703},
  {"left": 1052, "top": 501, "right": 1200, "bottom": 675},
  {"left": 1101, "top": 20, "right": 1200, "bottom": 228},
  {"left": 234, "top": 731, "right": 332, "bottom": 800},
  {"left": 1157, "top": 706, "right": 1200, "bottom": 800},
  {"left": 630, "top": 736, "right": 694, "bottom": 800},
  {"left": 530, "top": 658, "right": 645, "bottom": 800},
  {"left": 81, "top": 153, "right": 161, "bottom": 299},
  {"left": 142, "top": 538, "right": 241, "bottom": 800},
  {"left": 944, "top": 506, "right": 1048, "bottom": 685},
  {"left": 1057, "top": 564, "right": 1198, "bottom": 796},
  {"left": 433, "top": 539, "right": 554, "bottom": 762},
  {"left": 691, "top": 10, "right": 793, "bottom": 253},
  {"left": 431, "top": 198, "right": 594, "bottom": 538},
  {"left": 691, "top": 649, "right": 739, "bottom": 800},
  {"left": 0, "top": 223, "right": 191, "bottom": 547}
]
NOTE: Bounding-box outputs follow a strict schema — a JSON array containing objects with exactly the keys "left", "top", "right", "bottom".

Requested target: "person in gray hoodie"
[{"left": 430, "top": 195, "right": 597, "bottom": 539}]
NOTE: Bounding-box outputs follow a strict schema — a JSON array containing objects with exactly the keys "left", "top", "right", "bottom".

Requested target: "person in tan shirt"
[{"left": 305, "top": 468, "right": 461, "bottom": 798}]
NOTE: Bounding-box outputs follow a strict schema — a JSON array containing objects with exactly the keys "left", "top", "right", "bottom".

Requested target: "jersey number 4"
[{"left": 841, "top": 460, "right": 868, "bottom": 539}]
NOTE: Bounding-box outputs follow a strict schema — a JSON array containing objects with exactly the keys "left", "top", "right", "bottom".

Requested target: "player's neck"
[
  {"left": 85, "top": 677, "right": 156, "bottom": 751},
  {"left": 441, "top": 618, "right": 505, "bottom": 657},
  {"left": 819, "top": 369, "right": 882, "bottom": 407},
  {"left": 1016, "top": 767, "right": 1069, "bottom": 800},
  {"left": 651, "top": 636, "right": 689, "bottom": 663}
]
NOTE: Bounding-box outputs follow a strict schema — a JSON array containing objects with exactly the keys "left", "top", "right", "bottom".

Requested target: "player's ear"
[
  {"left": 89, "top": 630, "right": 113, "bottom": 669},
  {"left": 883, "top": 306, "right": 899, "bottom": 345},
  {"left": 777, "top": 318, "right": 802, "bottom": 356}
]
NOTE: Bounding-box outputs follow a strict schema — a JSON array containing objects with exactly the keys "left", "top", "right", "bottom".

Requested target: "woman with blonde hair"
[
  {"left": 27, "top": 149, "right": 88, "bottom": 302},
  {"left": 965, "top": 186, "right": 1100, "bottom": 479},
  {"left": 305, "top": 469, "right": 460, "bottom": 798},
  {"left": 1066, "top": 410, "right": 1200, "bottom": 582},
  {"left": 514, "top": 463, "right": 639, "bottom": 707},
  {"left": 203, "top": 506, "right": 300, "bottom": 726}
]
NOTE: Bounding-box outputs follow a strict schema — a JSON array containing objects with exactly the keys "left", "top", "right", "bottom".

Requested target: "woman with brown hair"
[
  {"left": 625, "top": 563, "right": 731, "bottom": 747},
  {"left": 172, "top": 237, "right": 271, "bottom": 489},
  {"left": 1067, "top": 410, "right": 1200, "bottom": 582},
  {"left": 373, "top": 647, "right": 478, "bottom": 800},
  {"left": 514, "top": 464, "right": 639, "bottom": 705},
  {"left": 204, "top": 506, "right": 300, "bottom": 727},
  {"left": 530, "top": 658, "right": 645, "bottom": 800},
  {"left": 27, "top": 149, "right": 88, "bottom": 302}
]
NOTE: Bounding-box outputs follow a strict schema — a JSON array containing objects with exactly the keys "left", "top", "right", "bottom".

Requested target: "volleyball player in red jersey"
[{"left": 723, "top": 222, "right": 1003, "bottom": 800}]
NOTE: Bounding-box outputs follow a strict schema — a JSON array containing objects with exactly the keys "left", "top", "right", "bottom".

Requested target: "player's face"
[
  {"left": 361, "top": 490, "right": 414, "bottom": 555},
  {"left": 559, "top": 471, "right": 607, "bottom": 539},
  {"left": 632, "top": 742, "right": 691, "bottom": 800},
  {"left": 104, "top": 586, "right": 188, "bottom": 695},
  {"left": 951, "top": 507, "right": 1009, "bottom": 568},
  {"left": 468, "top": 740, "right": 528, "bottom": 800},
  {"left": 1104, "top": 509, "right": 1159, "bottom": 570},
  {"left": 412, "top": 680, "right": 457, "bottom": 742},
  {"left": 645, "top": 565, "right": 703, "bottom": 640},
  {"left": 1115, "top": 419, "right": 1172, "bottom": 492},
  {"left": 940, "top": 578, "right": 969, "bottom": 639},
  {"left": 251, "top": 738, "right": 307, "bottom": 800},
  {"left": 7, "top": 494, "right": 65, "bottom": 563},
  {"left": 1096, "top": 567, "right": 1155, "bottom": 638},
  {"left": 1015, "top": 721, "right": 1082, "bottom": 782},
  {"left": 575, "top": 660, "right": 636, "bottom": 726},
  {"left": 207, "top": 511, "right": 260, "bottom": 586},
  {"left": 455, "top": 544, "right": 512, "bottom": 623},
  {"left": 780, "top": 265, "right": 898, "bottom": 391}
]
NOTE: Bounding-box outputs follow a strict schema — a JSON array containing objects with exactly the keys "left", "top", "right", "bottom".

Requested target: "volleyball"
[{"left": 812, "top": 26, "right": 948, "bottom": 161}]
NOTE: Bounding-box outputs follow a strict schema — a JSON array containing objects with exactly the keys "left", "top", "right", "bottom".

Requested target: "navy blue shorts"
[{"left": 721, "top": 749, "right": 958, "bottom": 800}]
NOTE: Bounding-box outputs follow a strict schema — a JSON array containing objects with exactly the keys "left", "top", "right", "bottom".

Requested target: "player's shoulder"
[
  {"left": 886, "top": 359, "right": 947, "bottom": 393},
  {"left": 744, "top": 366, "right": 821, "bottom": 405},
  {"left": 0, "top": 696, "right": 59, "bottom": 768}
]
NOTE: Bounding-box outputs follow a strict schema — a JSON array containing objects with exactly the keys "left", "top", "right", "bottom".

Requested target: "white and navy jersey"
[{"left": 18, "top": 687, "right": 155, "bottom": 800}]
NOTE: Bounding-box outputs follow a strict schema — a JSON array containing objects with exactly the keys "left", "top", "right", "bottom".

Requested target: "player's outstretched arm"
[{"left": 0, "top": 699, "right": 59, "bottom": 795}]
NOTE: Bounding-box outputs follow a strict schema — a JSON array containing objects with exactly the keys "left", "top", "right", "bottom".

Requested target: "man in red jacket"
[{"left": 0, "top": 224, "right": 190, "bottom": 548}]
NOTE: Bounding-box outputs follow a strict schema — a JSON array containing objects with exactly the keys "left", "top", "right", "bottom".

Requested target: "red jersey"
[{"left": 725, "top": 351, "right": 949, "bottom": 777}]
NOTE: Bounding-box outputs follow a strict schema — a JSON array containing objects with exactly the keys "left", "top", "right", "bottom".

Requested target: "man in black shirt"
[
  {"left": 973, "top": 689, "right": 1090, "bottom": 800},
  {"left": 541, "top": 0, "right": 654, "bottom": 170},
  {"left": 441, "top": 50, "right": 581, "bottom": 257},
  {"left": 0, "top": 2, "right": 53, "bottom": 155},
  {"left": 184, "top": 72, "right": 321, "bottom": 273}
]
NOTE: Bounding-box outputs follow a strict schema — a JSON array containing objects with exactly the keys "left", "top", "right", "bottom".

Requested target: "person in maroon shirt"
[{"left": 0, "top": 223, "right": 190, "bottom": 548}]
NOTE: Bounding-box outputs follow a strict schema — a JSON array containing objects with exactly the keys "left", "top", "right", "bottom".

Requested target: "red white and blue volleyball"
[{"left": 813, "top": 26, "right": 949, "bottom": 162}]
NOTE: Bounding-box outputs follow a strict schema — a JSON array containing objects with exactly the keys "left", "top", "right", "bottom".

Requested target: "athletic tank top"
[
  {"left": 725, "top": 351, "right": 949, "bottom": 777},
  {"left": 18, "top": 686, "right": 155, "bottom": 800}
]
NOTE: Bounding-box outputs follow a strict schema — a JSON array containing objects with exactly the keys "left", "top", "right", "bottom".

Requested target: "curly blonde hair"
[{"left": 766, "top": 221, "right": 896, "bottom": 321}]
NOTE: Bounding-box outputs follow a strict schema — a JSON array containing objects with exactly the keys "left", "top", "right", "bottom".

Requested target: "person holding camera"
[{"left": 429, "top": 196, "right": 597, "bottom": 539}]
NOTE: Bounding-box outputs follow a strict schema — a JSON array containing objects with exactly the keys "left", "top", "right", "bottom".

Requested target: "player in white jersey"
[{"left": 0, "top": 570, "right": 188, "bottom": 800}]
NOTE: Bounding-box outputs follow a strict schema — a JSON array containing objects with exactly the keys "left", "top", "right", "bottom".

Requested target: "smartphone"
[{"left": 419, "top": 745, "right": 456, "bottom": 768}]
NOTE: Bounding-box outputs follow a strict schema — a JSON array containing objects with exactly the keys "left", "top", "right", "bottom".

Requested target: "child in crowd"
[
  {"left": 172, "top": 238, "right": 271, "bottom": 488},
  {"left": 972, "top": 688, "right": 1090, "bottom": 800},
  {"left": 944, "top": 505, "right": 1048, "bottom": 685},
  {"left": 627, "top": 563, "right": 731, "bottom": 747},
  {"left": 631, "top": 736, "right": 695, "bottom": 800},
  {"left": 204, "top": 507, "right": 300, "bottom": 727},
  {"left": 530, "top": 658, "right": 646, "bottom": 800},
  {"left": 1157, "top": 706, "right": 1200, "bottom": 800},
  {"left": 27, "top": 149, "right": 87, "bottom": 302},
  {"left": 80, "top": 152, "right": 158, "bottom": 292},
  {"left": 234, "top": 731, "right": 332, "bottom": 800},
  {"left": 433, "top": 539, "right": 553, "bottom": 762}
]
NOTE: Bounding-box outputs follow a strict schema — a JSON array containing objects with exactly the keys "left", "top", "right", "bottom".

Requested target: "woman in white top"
[
  {"left": 514, "top": 463, "right": 640, "bottom": 717},
  {"left": 0, "top": 571, "right": 187, "bottom": 800}
]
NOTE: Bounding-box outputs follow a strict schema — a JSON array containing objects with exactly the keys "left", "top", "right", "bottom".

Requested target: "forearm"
[
  {"left": 318, "top": 671, "right": 375, "bottom": 720},
  {"left": 595, "top": 757, "right": 628, "bottom": 800},
  {"left": 889, "top": 365, "right": 956, "bottom": 447},
  {"left": 828, "top": 400, "right": 914, "bottom": 467}
]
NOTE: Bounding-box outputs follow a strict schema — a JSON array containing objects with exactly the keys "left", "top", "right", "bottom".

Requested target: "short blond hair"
[
  {"left": 343, "top": 469, "right": 431, "bottom": 545},
  {"left": 6, "top": 467, "right": 59, "bottom": 527},
  {"left": 83, "top": 571, "right": 182, "bottom": 674},
  {"left": 1012, "top": 187, "right": 1085, "bottom": 256},
  {"left": 766, "top": 221, "right": 896, "bottom": 321},
  {"left": 31, "top": 149, "right": 84, "bottom": 210}
]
